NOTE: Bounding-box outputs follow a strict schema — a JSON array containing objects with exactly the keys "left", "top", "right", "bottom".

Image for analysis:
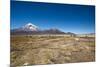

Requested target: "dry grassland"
[{"left": 11, "top": 35, "right": 95, "bottom": 66}]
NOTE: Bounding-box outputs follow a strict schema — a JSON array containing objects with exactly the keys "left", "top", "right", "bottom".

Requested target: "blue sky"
[{"left": 11, "top": 1, "right": 95, "bottom": 34}]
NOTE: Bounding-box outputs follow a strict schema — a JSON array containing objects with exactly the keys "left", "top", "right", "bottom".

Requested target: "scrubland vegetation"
[{"left": 11, "top": 35, "right": 95, "bottom": 66}]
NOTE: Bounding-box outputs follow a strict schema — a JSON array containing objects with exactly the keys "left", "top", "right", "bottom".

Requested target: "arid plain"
[{"left": 11, "top": 35, "right": 95, "bottom": 66}]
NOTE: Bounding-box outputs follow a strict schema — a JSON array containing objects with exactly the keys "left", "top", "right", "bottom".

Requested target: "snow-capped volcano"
[
  {"left": 11, "top": 23, "right": 66, "bottom": 35},
  {"left": 21, "top": 23, "right": 38, "bottom": 31}
]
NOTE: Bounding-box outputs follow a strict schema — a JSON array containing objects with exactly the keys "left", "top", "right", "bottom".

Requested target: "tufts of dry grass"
[{"left": 11, "top": 35, "right": 95, "bottom": 66}]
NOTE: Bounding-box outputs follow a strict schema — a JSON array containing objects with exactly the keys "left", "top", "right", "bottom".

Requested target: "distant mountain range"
[
  {"left": 11, "top": 23, "right": 70, "bottom": 35},
  {"left": 11, "top": 23, "right": 95, "bottom": 36}
]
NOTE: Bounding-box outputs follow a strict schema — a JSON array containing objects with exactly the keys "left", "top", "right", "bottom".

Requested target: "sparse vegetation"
[{"left": 11, "top": 35, "right": 95, "bottom": 66}]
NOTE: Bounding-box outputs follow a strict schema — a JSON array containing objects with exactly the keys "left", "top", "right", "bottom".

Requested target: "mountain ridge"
[{"left": 11, "top": 23, "right": 67, "bottom": 35}]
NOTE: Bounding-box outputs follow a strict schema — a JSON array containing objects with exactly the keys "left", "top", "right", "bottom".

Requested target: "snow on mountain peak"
[
  {"left": 22, "top": 23, "right": 38, "bottom": 31},
  {"left": 25, "top": 23, "right": 38, "bottom": 28}
]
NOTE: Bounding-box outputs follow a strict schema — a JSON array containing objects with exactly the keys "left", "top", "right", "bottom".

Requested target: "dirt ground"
[{"left": 11, "top": 35, "right": 95, "bottom": 66}]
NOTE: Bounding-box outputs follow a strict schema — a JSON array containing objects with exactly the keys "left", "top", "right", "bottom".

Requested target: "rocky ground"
[{"left": 11, "top": 35, "right": 95, "bottom": 66}]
